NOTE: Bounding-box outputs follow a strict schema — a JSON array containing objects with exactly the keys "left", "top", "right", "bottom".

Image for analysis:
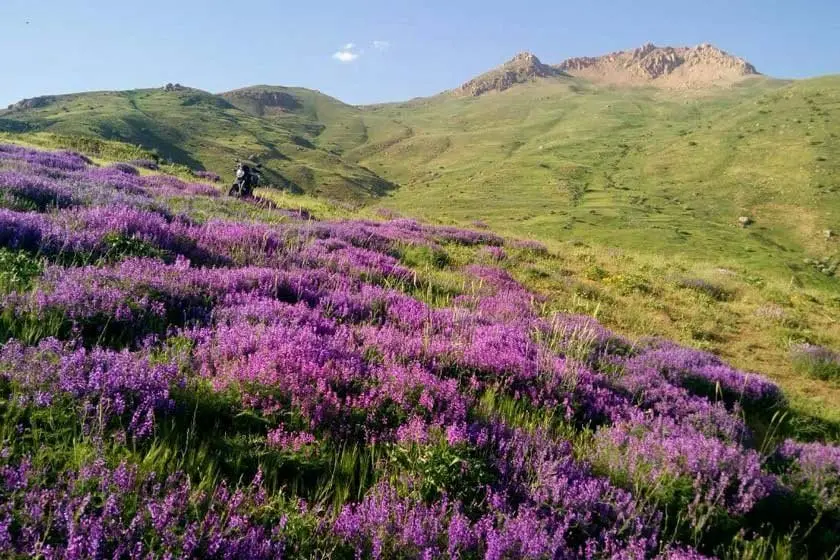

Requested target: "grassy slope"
[
  {"left": 357, "top": 77, "right": 840, "bottom": 282},
  {"left": 0, "top": 87, "right": 395, "bottom": 201}
]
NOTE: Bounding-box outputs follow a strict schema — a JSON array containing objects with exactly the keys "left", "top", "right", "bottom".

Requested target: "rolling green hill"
[
  {"left": 0, "top": 86, "right": 395, "bottom": 200},
  {"left": 3, "top": 50, "right": 840, "bottom": 441},
  {"left": 357, "top": 76, "right": 840, "bottom": 283},
  {"left": 1, "top": 54, "right": 839, "bottom": 287}
]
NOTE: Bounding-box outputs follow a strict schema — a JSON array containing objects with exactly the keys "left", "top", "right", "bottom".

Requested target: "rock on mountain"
[
  {"left": 6, "top": 96, "right": 59, "bottom": 112},
  {"left": 455, "top": 52, "right": 569, "bottom": 97},
  {"left": 221, "top": 86, "right": 304, "bottom": 116},
  {"left": 555, "top": 43, "right": 760, "bottom": 88}
]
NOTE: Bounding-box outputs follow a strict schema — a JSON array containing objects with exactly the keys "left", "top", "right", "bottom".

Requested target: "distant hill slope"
[{"left": 0, "top": 86, "right": 395, "bottom": 200}]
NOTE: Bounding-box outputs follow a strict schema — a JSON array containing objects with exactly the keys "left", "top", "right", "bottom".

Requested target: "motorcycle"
[{"left": 228, "top": 161, "right": 261, "bottom": 198}]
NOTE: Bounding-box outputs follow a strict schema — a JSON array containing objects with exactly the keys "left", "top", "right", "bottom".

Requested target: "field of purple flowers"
[{"left": 0, "top": 143, "right": 838, "bottom": 558}]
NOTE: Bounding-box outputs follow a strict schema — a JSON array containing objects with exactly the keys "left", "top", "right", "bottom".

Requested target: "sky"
[{"left": 1, "top": 0, "right": 839, "bottom": 108}]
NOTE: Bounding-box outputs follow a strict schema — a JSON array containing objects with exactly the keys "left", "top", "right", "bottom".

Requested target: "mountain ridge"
[
  {"left": 454, "top": 52, "right": 570, "bottom": 97},
  {"left": 453, "top": 42, "right": 762, "bottom": 96},
  {"left": 555, "top": 42, "right": 760, "bottom": 88}
]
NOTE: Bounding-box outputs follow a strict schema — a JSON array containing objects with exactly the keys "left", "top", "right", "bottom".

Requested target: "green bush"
[
  {"left": 387, "top": 439, "right": 494, "bottom": 516},
  {"left": 398, "top": 245, "right": 451, "bottom": 269},
  {"left": 101, "top": 232, "right": 172, "bottom": 263},
  {"left": 0, "top": 248, "right": 43, "bottom": 292}
]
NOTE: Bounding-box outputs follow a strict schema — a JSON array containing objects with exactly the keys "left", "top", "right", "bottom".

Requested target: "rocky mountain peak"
[
  {"left": 455, "top": 51, "right": 566, "bottom": 97},
  {"left": 555, "top": 43, "right": 759, "bottom": 87},
  {"left": 508, "top": 51, "right": 542, "bottom": 66}
]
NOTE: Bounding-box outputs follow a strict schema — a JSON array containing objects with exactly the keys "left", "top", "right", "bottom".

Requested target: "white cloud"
[
  {"left": 332, "top": 50, "right": 359, "bottom": 63},
  {"left": 372, "top": 40, "right": 390, "bottom": 51},
  {"left": 344, "top": 43, "right": 355, "bottom": 50}
]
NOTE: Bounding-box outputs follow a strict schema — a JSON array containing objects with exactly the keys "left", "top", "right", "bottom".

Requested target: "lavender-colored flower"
[
  {"left": 775, "top": 439, "right": 840, "bottom": 511},
  {"left": 0, "top": 144, "right": 90, "bottom": 171},
  {"left": 0, "top": 338, "right": 182, "bottom": 437},
  {"left": 510, "top": 238, "right": 549, "bottom": 255},
  {"left": 0, "top": 458, "right": 285, "bottom": 558},
  {"left": 625, "top": 341, "right": 783, "bottom": 407},
  {"left": 658, "top": 546, "right": 715, "bottom": 560},
  {"left": 0, "top": 171, "right": 77, "bottom": 210},
  {"left": 0, "top": 142, "right": 827, "bottom": 558},
  {"left": 479, "top": 246, "right": 506, "bottom": 262},
  {"left": 790, "top": 343, "right": 840, "bottom": 381},
  {"left": 595, "top": 412, "right": 775, "bottom": 521}
]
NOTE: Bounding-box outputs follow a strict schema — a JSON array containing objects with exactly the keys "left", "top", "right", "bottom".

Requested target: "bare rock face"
[
  {"left": 455, "top": 52, "right": 568, "bottom": 97},
  {"left": 456, "top": 43, "right": 759, "bottom": 97},
  {"left": 245, "top": 91, "right": 301, "bottom": 111},
  {"left": 7, "top": 96, "right": 57, "bottom": 111},
  {"left": 555, "top": 43, "right": 759, "bottom": 88},
  {"left": 222, "top": 88, "right": 303, "bottom": 115}
]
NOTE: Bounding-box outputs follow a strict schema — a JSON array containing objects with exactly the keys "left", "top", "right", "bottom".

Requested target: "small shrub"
[
  {"left": 584, "top": 264, "right": 608, "bottom": 281},
  {"left": 572, "top": 282, "right": 610, "bottom": 303},
  {"left": 109, "top": 162, "right": 139, "bottom": 175},
  {"left": 387, "top": 439, "right": 494, "bottom": 516},
  {"left": 754, "top": 304, "right": 790, "bottom": 325},
  {"left": 603, "top": 273, "right": 652, "bottom": 295},
  {"left": 677, "top": 278, "right": 733, "bottom": 302},
  {"left": 791, "top": 343, "right": 840, "bottom": 381},
  {"left": 511, "top": 239, "right": 549, "bottom": 256},
  {"left": 101, "top": 232, "right": 171, "bottom": 262},
  {"left": 398, "top": 245, "right": 450, "bottom": 269},
  {"left": 376, "top": 208, "right": 401, "bottom": 220},
  {"left": 193, "top": 170, "right": 221, "bottom": 182},
  {"left": 802, "top": 256, "right": 838, "bottom": 277},
  {"left": 524, "top": 266, "right": 550, "bottom": 280},
  {"left": 0, "top": 248, "right": 42, "bottom": 292},
  {"left": 479, "top": 246, "right": 506, "bottom": 262},
  {"left": 129, "top": 159, "right": 159, "bottom": 170}
]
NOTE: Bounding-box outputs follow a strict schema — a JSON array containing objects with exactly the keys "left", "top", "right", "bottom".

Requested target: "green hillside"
[
  {"left": 355, "top": 77, "right": 840, "bottom": 283},
  {"left": 3, "top": 71, "right": 840, "bottom": 444},
  {"left": 0, "top": 86, "right": 395, "bottom": 200},
  {"left": 2, "top": 74, "right": 839, "bottom": 286}
]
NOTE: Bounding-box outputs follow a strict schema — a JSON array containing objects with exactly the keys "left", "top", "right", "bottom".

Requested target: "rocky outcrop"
[
  {"left": 555, "top": 43, "right": 759, "bottom": 88},
  {"left": 455, "top": 44, "right": 759, "bottom": 97},
  {"left": 221, "top": 88, "right": 303, "bottom": 115},
  {"left": 455, "top": 52, "right": 568, "bottom": 97},
  {"left": 6, "top": 96, "right": 57, "bottom": 111}
]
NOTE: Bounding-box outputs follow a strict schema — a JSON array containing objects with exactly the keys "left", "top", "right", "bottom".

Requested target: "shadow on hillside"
[
  {"left": 0, "top": 119, "right": 31, "bottom": 133},
  {"left": 97, "top": 116, "right": 205, "bottom": 170}
]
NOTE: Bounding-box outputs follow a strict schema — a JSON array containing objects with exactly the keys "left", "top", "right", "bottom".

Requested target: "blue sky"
[{"left": 1, "top": 0, "right": 839, "bottom": 108}]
